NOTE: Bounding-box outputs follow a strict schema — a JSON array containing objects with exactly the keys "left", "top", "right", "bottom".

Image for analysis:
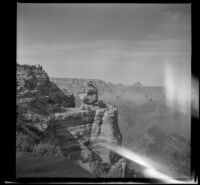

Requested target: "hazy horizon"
[
  {"left": 50, "top": 76, "right": 165, "bottom": 87},
  {"left": 17, "top": 3, "right": 191, "bottom": 86}
]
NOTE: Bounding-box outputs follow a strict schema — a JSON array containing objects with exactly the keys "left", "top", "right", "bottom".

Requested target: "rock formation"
[
  {"left": 79, "top": 81, "right": 99, "bottom": 110},
  {"left": 53, "top": 81, "right": 128, "bottom": 177},
  {"left": 17, "top": 64, "right": 75, "bottom": 140},
  {"left": 54, "top": 109, "right": 95, "bottom": 160},
  {"left": 89, "top": 106, "right": 122, "bottom": 163},
  {"left": 17, "top": 64, "right": 139, "bottom": 177}
]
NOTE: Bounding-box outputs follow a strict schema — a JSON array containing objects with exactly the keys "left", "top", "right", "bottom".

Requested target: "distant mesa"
[{"left": 130, "top": 82, "right": 143, "bottom": 87}]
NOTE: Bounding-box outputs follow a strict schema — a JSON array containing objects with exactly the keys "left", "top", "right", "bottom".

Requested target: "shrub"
[
  {"left": 16, "top": 132, "right": 34, "bottom": 152},
  {"left": 32, "top": 142, "right": 63, "bottom": 158},
  {"left": 16, "top": 131, "right": 63, "bottom": 158}
]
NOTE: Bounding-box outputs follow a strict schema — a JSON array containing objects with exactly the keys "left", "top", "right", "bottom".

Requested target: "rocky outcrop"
[
  {"left": 17, "top": 64, "right": 75, "bottom": 139},
  {"left": 53, "top": 81, "right": 127, "bottom": 176},
  {"left": 54, "top": 106, "right": 122, "bottom": 162},
  {"left": 17, "top": 65, "right": 138, "bottom": 177},
  {"left": 54, "top": 109, "right": 95, "bottom": 160},
  {"left": 79, "top": 81, "right": 98, "bottom": 104},
  {"left": 89, "top": 106, "right": 122, "bottom": 164},
  {"left": 79, "top": 81, "right": 99, "bottom": 110},
  {"left": 17, "top": 64, "right": 75, "bottom": 109}
]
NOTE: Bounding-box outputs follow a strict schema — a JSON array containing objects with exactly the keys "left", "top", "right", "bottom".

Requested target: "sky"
[{"left": 17, "top": 3, "right": 191, "bottom": 86}]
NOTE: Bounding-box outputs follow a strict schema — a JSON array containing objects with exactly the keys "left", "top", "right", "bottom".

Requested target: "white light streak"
[{"left": 102, "top": 143, "right": 197, "bottom": 184}]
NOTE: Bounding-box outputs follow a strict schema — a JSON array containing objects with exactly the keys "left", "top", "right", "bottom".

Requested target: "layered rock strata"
[
  {"left": 17, "top": 64, "right": 137, "bottom": 177},
  {"left": 53, "top": 81, "right": 124, "bottom": 175},
  {"left": 54, "top": 106, "right": 122, "bottom": 163},
  {"left": 89, "top": 107, "right": 122, "bottom": 163},
  {"left": 54, "top": 109, "right": 95, "bottom": 160}
]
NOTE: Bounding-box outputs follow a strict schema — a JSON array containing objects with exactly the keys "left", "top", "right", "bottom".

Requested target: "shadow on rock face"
[
  {"left": 54, "top": 124, "right": 82, "bottom": 160},
  {"left": 54, "top": 110, "right": 96, "bottom": 160}
]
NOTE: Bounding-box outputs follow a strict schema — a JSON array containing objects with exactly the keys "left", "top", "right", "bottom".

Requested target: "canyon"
[
  {"left": 16, "top": 64, "right": 142, "bottom": 177},
  {"left": 51, "top": 77, "right": 191, "bottom": 178},
  {"left": 16, "top": 64, "right": 191, "bottom": 178}
]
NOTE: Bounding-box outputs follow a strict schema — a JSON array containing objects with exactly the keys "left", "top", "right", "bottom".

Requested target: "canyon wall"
[{"left": 17, "top": 64, "right": 75, "bottom": 140}]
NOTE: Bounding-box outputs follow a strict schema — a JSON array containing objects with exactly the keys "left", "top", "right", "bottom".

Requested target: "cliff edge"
[
  {"left": 17, "top": 64, "right": 75, "bottom": 141},
  {"left": 54, "top": 81, "right": 126, "bottom": 177}
]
